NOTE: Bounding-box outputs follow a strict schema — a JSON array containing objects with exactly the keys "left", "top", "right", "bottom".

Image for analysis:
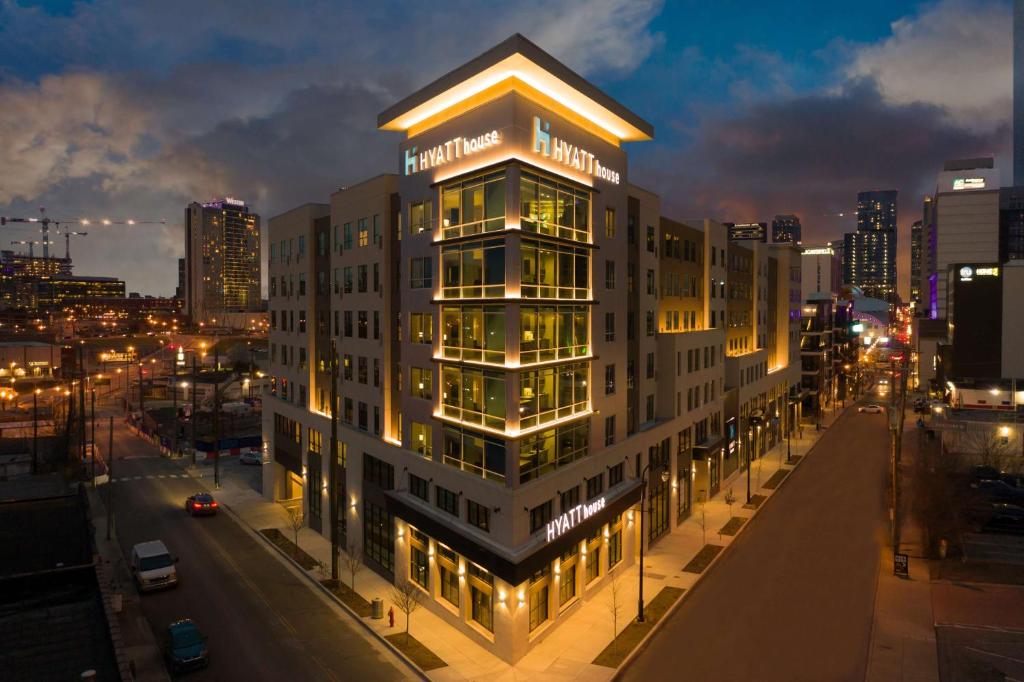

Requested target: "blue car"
[{"left": 165, "top": 619, "right": 209, "bottom": 673}]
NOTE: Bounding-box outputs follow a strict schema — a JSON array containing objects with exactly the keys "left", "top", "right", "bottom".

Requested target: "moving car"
[
  {"left": 131, "top": 540, "right": 178, "bottom": 592},
  {"left": 858, "top": 404, "right": 884, "bottom": 414},
  {"left": 239, "top": 449, "right": 262, "bottom": 465},
  {"left": 185, "top": 492, "right": 218, "bottom": 516},
  {"left": 165, "top": 619, "right": 209, "bottom": 673}
]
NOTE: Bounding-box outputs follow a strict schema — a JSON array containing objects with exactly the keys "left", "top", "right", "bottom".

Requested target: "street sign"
[{"left": 894, "top": 552, "right": 909, "bottom": 577}]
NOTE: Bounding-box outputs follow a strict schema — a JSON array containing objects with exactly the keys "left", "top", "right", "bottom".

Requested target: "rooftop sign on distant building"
[{"left": 952, "top": 177, "right": 986, "bottom": 191}]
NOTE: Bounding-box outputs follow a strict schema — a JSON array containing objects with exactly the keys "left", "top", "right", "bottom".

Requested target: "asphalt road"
[
  {"left": 100, "top": 411, "right": 409, "bottom": 681},
  {"left": 621, "top": 407, "right": 891, "bottom": 682}
]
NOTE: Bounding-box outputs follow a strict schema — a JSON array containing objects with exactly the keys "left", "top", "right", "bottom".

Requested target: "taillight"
[{"left": 211, "top": 502, "right": 218, "bottom": 508}]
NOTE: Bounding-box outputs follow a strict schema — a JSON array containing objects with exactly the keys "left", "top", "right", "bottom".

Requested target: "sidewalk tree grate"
[
  {"left": 321, "top": 579, "right": 373, "bottom": 617},
  {"left": 788, "top": 455, "right": 803, "bottom": 464},
  {"left": 682, "top": 544, "right": 724, "bottom": 574},
  {"left": 719, "top": 517, "right": 747, "bottom": 536},
  {"left": 259, "top": 528, "right": 319, "bottom": 570},
  {"left": 763, "top": 469, "right": 788, "bottom": 490},
  {"left": 592, "top": 586, "right": 685, "bottom": 668},
  {"left": 742, "top": 494, "right": 767, "bottom": 510},
  {"left": 385, "top": 632, "right": 447, "bottom": 671}
]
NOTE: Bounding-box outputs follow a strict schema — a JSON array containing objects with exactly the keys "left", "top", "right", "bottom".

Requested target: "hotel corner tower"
[{"left": 263, "top": 34, "right": 801, "bottom": 662}]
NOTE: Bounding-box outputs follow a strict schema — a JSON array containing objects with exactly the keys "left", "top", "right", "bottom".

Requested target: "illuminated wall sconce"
[{"left": 517, "top": 589, "right": 525, "bottom": 608}]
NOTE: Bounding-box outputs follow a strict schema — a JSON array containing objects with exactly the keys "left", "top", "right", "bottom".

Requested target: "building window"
[
  {"left": 363, "top": 453, "right": 394, "bottom": 490},
  {"left": 410, "top": 367, "right": 432, "bottom": 400},
  {"left": 440, "top": 365, "right": 505, "bottom": 430},
  {"left": 358, "top": 217, "right": 369, "bottom": 247},
  {"left": 604, "top": 207, "right": 615, "bottom": 238},
  {"left": 646, "top": 352, "right": 655, "bottom": 379},
  {"left": 343, "top": 222, "right": 353, "bottom": 250},
  {"left": 441, "top": 305, "right": 506, "bottom": 363},
  {"left": 559, "top": 546, "right": 578, "bottom": 606},
  {"left": 608, "top": 462, "right": 624, "bottom": 487},
  {"left": 608, "top": 514, "right": 623, "bottom": 567},
  {"left": 605, "top": 312, "right": 615, "bottom": 342},
  {"left": 410, "top": 528, "right": 429, "bottom": 589},
  {"left": 645, "top": 394, "right": 654, "bottom": 422},
  {"left": 410, "top": 256, "right": 432, "bottom": 289},
  {"left": 307, "top": 464, "right": 322, "bottom": 520},
  {"left": 442, "top": 170, "right": 506, "bottom": 239},
  {"left": 560, "top": 486, "right": 579, "bottom": 513},
  {"left": 520, "top": 239, "right": 589, "bottom": 299},
  {"left": 529, "top": 500, "right": 552, "bottom": 533},
  {"left": 586, "top": 473, "right": 604, "bottom": 501},
  {"left": 410, "top": 313, "right": 432, "bottom": 344},
  {"left": 442, "top": 425, "right": 506, "bottom": 483},
  {"left": 409, "top": 474, "right": 429, "bottom": 501},
  {"left": 357, "top": 311, "right": 368, "bottom": 338},
  {"left": 343, "top": 266, "right": 353, "bottom": 294},
  {"left": 410, "top": 200, "right": 433, "bottom": 235},
  {"left": 605, "top": 260, "right": 615, "bottom": 289},
  {"left": 298, "top": 273, "right": 306, "bottom": 296},
  {"left": 363, "top": 501, "right": 394, "bottom": 574},
  {"left": 519, "top": 305, "right": 588, "bottom": 365},
  {"left": 357, "top": 265, "right": 367, "bottom": 292},
  {"left": 435, "top": 486, "right": 458, "bottom": 516},
  {"left": 605, "top": 364, "right": 615, "bottom": 395},
  {"left": 585, "top": 530, "right": 602, "bottom": 584},
  {"left": 605, "top": 415, "right": 616, "bottom": 446},
  {"left": 520, "top": 170, "right": 590, "bottom": 243},
  {"left": 519, "top": 361, "right": 589, "bottom": 430},
  {"left": 344, "top": 311, "right": 353, "bottom": 337},
  {"left": 518, "top": 421, "right": 589, "bottom": 483},
  {"left": 466, "top": 499, "right": 490, "bottom": 532},
  {"left": 411, "top": 422, "right": 432, "bottom": 459},
  {"left": 529, "top": 567, "right": 551, "bottom": 632},
  {"left": 441, "top": 239, "right": 505, "bottom": 299},
  {"left": 468, "top": 563, "right": 494, "bottom": 632},
  {"left": 646, "top": 225, "right": 655, "bottom": 252}
]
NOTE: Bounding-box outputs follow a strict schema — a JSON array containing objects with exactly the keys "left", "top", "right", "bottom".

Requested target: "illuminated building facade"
[
  {"left": 185, "top": 197, "right": 261, "bottom": 326},
  {"left": 771, "top": 214, "right": 802, "bottom": 244},
  {"left": 842, "top": 190, "right": 897, "bottom": 300},
  {"left": 263, "top": 35, "right": 801, "bottom": 662}
]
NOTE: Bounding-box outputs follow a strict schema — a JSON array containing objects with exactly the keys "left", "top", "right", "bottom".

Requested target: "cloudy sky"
[{"left": 0, "top": 0, "right": 1011, "bottom": 298}]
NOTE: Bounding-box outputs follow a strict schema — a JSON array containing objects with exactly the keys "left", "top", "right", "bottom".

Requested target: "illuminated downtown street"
[
  {"left": 98, "top": 405, "right": 408, "bottom": 682},
  {"left": 622, "top": 405, "right": 889, "bottom": 682}
]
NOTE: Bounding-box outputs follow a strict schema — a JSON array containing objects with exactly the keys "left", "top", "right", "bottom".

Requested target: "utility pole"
[
  {"left": 90, "top": 387, "right": 96, "bottom": 486},
  {"left": 213, "top": 343, "right": 220, "bottom": 489},
  {"left": 190, "top": 354, "right": 197, "bottom": 468},
  {"left": 745, "top": 418, "right": 752, "bottom": 504},
  {"left": 329, "top": 340, "right": 340, "bottom": 581},
  {"left": 78, "top": 344, "right": 87, "bottom": 466},
  {"left": 138, "top": 360, "right": 145, "bottom": 420},
  {"left": 106, "top": 416, "right": 114, "bottom": 540},
  {"left": 32, "top": 389, "right": 38, "bottom": 474},
  {"left": 171, "top": 346, "right": 178, "bottom": 457}
]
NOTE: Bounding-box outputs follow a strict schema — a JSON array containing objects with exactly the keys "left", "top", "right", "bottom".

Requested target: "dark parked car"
[
  {"left": 982, "top": 503, "right": 1024, "bottom": 535},
  {"left": 185, "top": 492, "right": 218, "bottom": 516},
  {"left": 165, "top": 619, "right": 209, "bottom": 673},
  {"left": 971, "top": 479, "right": 1024, "bottom": 503}
]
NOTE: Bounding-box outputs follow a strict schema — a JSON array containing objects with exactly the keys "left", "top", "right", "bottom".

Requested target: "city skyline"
[{"left": 0, "top": 0, "right": 1011, "bottom": 298}]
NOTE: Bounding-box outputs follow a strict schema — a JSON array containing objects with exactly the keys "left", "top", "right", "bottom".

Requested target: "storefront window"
[
  {"left": 467, "top": 563, "right": 494, "bottom": 632},
  {"left": 519, "top": 361, "right": 589, "bottom": 430},
  {"left": 442, "top": 425, "right": 505, "bottom": 483},
  {"left": 437, "top": 545, "right": 460, "bottom": 608},
  {"left": 441, "top": 305, "right": 505, "bottom": 363},
  {"left": 441, "top": 239, "right": 506, "bottom": 299},
  {"left": 441, "top": 365, "right": 506, "bottom": 430},
  {"left": 585, "top": 530, "right": 602, "bottom": 584},
  {"left": 519, "top": 421, "right": 589, "bottom": 483},
  {"left": 529, "top": 567, "right": 551, "bottom": 632},
  {"left": 519, "top": 305, "right": 589, "bottom": 365},
  {"left": 520, "top": 171, "right": 590, "bottom": 243},
  {"left": 520, "top": 239, "right": 589, "bottom": 300},
  {"left": 363, "top": 501, "right": 394, "bottom": 574},
  {"left": 608, "top": 514, "right": 623, "bottom": 567},
  {"left": 441, "top": 171, "right": 506, "bottom": 239},
  {"left": 558, "top": 546, "right": 578, "bottom": 606},
  {"left": 410, "top": 528, "right": 429, "bottom": 589}
]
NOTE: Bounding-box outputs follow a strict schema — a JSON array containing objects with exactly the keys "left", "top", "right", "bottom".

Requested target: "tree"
[
  {"left": 724, "top": 488, "right": 736, "bottom": 519},
  {"left": 390, "top": 582, "right": 423, "bottom": 643},
  {"left": 343, "top": 541, "right": 364, "bottom": 592},
  {"left": 606, "top": 571, "right": 623, "bottom": 656},
  {"left": 696, "top": 490, "right": 708, "bottom": 545},
  {"left": 287, "top": 507, "right": 304, "bottom": 560}
]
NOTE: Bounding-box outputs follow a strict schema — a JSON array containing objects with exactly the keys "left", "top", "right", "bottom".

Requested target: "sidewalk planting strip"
[
  {"left": 762, "top": 469, "right": 788, "bottom": 490},
  {"left": 259, "top": 528, "right": 320, "bottom": 570},
  {"left": 385, "top": 634, "right": 447, "bottom": 671},
  {"left": 718, "top": 517, "right": 747, "bottom": 537},
  {"left": 592, "top": 587, "right": 685, "bottom": 668},
  {"left": 321, "top": 579, "right": 373, "bottom": 617},
  {"left": 683, "top": 544, "right": 724, "bottom": 574},
  {"left": 742, "top": 493, "right": 767, "bottom": 510}
]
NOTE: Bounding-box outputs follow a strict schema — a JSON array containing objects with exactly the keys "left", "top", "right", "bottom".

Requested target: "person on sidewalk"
[{"left": 387, "top": 606, "right": 395, "bottom": 628}]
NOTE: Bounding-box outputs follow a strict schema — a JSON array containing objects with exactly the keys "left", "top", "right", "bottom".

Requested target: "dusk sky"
[{"left": 0, "top": 0, "right": 1011, "bottom": 297}]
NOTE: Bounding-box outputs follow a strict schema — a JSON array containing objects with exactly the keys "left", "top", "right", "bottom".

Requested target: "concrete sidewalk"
[{"left": 169, "top": 407, "right": 847, "bottom": 681}]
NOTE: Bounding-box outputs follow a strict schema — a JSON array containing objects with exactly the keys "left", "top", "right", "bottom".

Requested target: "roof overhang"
[{"left": 377, "top": 34, "right": 653, "bottom": 145}]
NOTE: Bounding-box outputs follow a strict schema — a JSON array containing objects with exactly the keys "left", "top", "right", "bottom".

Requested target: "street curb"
[
  {"left": 610, "top": 405, "right": 855, "bottom": 679},
  {"left": 216, "top": 500, "right": 430, "bottom": 682}
]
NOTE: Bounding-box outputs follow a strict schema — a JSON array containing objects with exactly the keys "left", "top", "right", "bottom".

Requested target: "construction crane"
[
  {"left": 55, "top": 229, "right": 88, "bottom": 259},
  {"left": 0, "top": 207, "right": 165, "bottom": 259},
  {"left": 9, "top": 240, "right": 54, "bottom": 259}
]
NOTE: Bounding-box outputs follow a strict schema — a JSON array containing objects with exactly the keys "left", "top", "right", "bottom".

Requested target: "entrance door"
[{"left": 709, "top": 452, "right": 721, "bottom": 496}]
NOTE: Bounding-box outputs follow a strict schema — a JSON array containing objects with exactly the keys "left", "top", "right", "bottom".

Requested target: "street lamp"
[{"left": 637, "top": 463, "right": 670, "bottom": 623}]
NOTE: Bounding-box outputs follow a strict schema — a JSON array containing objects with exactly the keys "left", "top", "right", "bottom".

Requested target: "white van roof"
[{"left": 133, "top": 540, "right": 170, "bottom": 558}]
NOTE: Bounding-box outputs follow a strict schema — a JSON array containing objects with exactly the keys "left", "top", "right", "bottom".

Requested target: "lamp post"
[
  {"left": 637, "top": 463, "right": 670, "bottom": 623},
  {"left": 32, "top": 388, "right": 39, "bottom": 474}
]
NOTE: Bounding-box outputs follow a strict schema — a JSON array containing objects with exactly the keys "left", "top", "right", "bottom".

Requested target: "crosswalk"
[{"left": 108, "top": 473, "right": 192, "bottom": 482}]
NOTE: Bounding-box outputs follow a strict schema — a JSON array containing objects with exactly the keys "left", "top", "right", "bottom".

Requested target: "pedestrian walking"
[{"left": 388, "top": 606, "right": 395, "bottom": 628}]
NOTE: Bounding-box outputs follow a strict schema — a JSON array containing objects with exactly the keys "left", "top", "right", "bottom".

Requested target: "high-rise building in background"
[
  {"left": 842, "top": 190, "right": 897, "bottom": 300},
  {"left": 771, "top": 214, "right": 801, "bottom": 244},
  {"left": 910, "top": 220, "right": 922, "bottom": 304},
  {"left": 175, "top": 257, "right": 186, "bottom": 299},
  {"left": 800, "top": 246, "right": 842, "bottom": 301},
  {"left": 185, "top": 197, "right": 261, "bottom": 326},
  {"left": 263, "top": 35, "right": 802, "bottom": 663},
  {"left": 1015, "top": 0, "right": 1024, "bottom": 184}
]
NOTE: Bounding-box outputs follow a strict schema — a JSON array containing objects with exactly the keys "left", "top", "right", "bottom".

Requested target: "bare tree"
[
  {"left": 696, "top": 490, "right": 708, "bottom": 545},
  {"left": 724, "top": 488, "right": 736, "bottom": 519},
  {"left": 606, "top": 571, "right": 623, "bottom": 656},
  {"left": 960, "top": 429, "right": 1017, "bottom": 473},
  {"left": 390, "top": 582, "right": 423, "bottom": 643},
  {"left": 286, "top": 507, "right": 304, "bottom": 560},
  {"left": 343, "top": 541, "right": 364, "bottom": 592}
]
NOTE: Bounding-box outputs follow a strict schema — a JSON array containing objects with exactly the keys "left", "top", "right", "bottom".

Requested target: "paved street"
[
  {"left": 622, "top": 407, "right": 890, "bottom": 682},
  {"left": 99, "top": 407, "right": 409, "bottom": 681}
]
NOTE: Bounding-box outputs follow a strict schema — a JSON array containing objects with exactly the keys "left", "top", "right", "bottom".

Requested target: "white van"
[{"left": 130, "top": 540, "right": 179, "bottom": 592}]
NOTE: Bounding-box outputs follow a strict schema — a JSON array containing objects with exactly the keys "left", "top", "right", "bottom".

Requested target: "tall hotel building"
[
  {"left": 843, "top": 190, "right": 897, "bottom": 300},
  {"left": 263, "top": 35, "right": 801, "bottom": 662},
  {"left": 185, "top": 197, "right": 262, "bottom": 325}
]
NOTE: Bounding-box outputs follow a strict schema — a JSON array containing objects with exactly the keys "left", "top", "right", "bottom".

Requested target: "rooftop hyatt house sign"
[
  {"left": 532, "top": 116, "right": 620, "bottom": 185},
  {"left": 404, "top": 131, "right": 502, "bottom": 175}
]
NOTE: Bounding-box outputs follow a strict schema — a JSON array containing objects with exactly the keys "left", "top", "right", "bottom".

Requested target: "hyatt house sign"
[{"left": 546, "top": 496, "right": 607, "bottom": 542}]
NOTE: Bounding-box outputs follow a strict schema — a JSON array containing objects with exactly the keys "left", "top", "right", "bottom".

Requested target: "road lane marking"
[{"left": 134, "top": 476, "right": 142, "bottom": 480}]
